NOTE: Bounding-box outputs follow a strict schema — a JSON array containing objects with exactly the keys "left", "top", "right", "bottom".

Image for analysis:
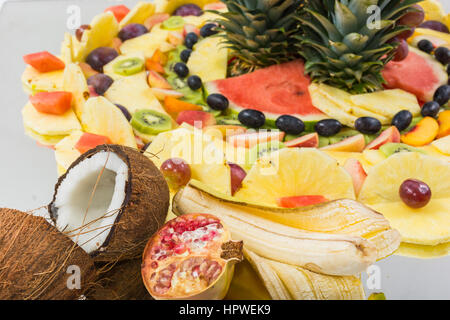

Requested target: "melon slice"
[
  {"left": 205, "top": 60, "right": 327, "bottom": 124},
  {"left": 382, "top": 46, "right": 448, "bottom": 102}
]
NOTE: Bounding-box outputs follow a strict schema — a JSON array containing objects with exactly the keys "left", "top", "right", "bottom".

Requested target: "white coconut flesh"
[{"left": 53, "top": 151, "right": 129, "bottom": 254}]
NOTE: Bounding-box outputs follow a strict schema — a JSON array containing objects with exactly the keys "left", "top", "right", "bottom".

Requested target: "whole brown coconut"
[
  {"left": 0, "top": 208, "right": 96, "bottom": 300},
  {"left": 87, "top": 259, "right": 152, "bottom": 300},
  {"left": 49, "top": 145, "right": 170, "bottom": 262}
]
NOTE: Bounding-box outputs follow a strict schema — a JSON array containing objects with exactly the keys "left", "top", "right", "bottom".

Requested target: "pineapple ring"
[
  {"left": 358, "top": 152, "right": 450, "bottom": 246},
  {"left": 234, "top": 148, "right": 356, "bottom": 207}
]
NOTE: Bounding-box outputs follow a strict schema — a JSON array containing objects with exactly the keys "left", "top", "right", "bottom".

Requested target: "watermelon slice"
[
  {"left": 205, "top": 60, "right": 326, "bottom": 125},
  {"left": 382, "top": 46, "right": 448, "bottom": 102}
]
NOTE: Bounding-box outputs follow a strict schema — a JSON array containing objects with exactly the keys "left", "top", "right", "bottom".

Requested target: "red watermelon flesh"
[
  {"left": 206, "top": 60, "right": 325, "bottom": 121},
  {"left": 382, "top": 47, "right": 448, "bottom": 102}
]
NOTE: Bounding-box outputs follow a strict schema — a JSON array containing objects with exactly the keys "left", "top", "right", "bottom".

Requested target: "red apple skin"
[
  {"left": 229, "top": 163, "right": 247, "bottom": 196},
  {"left": 365, "top": 126, "right": 401, "bottom": 150},
  {"left": 148, "top": 71, "right": 172, "bottom": 89},
  {"left": 343, "top": 158, "right": 367, "bottom": 196},
  {"left": 285, "top": 133, "right": 319, "bottom": 148},
  {"left": 321, "top": 134, "right": 366, "bottom": 152}
]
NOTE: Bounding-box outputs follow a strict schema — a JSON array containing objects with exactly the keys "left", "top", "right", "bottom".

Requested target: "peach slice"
[
  {"left": 365, "top": 126, "right": 401, "bottom": 150},
  {"left": 276, "top": 195, "right": 329, "bottom": 208},
  {"left": 176, "top": 110, "right": 216, "bottom": 129},
  {"left": 285, "top": 133, "right": 319, "bottom": 148},
  {"left": 437, "top": 110, "right": 450, "bottom": 139},
  {"left": 343, "top": 158, "right": 367, "bottom": 196},
  {"left": 321, "top": 134, "right": 365, "bottom": 152},
  {"left": 227, "top": 131, "right": 285, "bottom": 149},
  {"left": 401, "top": 117, "right": 439, "bottom": 147},
  {"left": 164, "top": 96, "right": 203, "bottom": 116},
  {"left": 148, "top": 70, "right": 172, "bottom": 89}
]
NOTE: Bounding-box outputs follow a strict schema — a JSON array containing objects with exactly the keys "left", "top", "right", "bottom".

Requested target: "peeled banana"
[
  {"left": 244, "top": 249, "right": 365, "bottom": 300},
  {"left": 173, "top": 183, "right": 391, "bottom": 276}
]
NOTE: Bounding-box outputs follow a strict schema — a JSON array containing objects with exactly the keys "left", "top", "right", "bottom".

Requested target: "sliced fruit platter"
[{"left": 7, "top": 0, "right": 450, "bottom": 300}]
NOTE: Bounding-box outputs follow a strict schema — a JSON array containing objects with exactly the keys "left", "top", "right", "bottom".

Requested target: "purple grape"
[
  {"left": 399, "top": 179, "right": 431, "bottom": 209},
  {"left": 86, "top": 47, "right": 118, "bottom": 72},
  {"left": 397, "top": 27, "right": 415, "bottom": 40},
  {"left": 118, "top": 23, "right": 148, "bottom": 42},
  {"left": 87, "top": 74, "right": 113, "bottom": 95},
  {"left": 419, "top": 20, "right": 449, "bottom": 33},
  {"left": 393, "top": 39, "right": 409, "bottom": 61},
  {"left": 173, "top": 4, "right": 203, "bottom": 17},
  {"left": 399, "top": 4, "right": 425, "bottom": 27},
  {"left": 115, "top": 104, "right": 132, "bottom": 121}
]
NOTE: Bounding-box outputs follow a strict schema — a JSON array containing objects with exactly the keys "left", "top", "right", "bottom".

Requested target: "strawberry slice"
[
  {"left": 23, "top": 51, "right": 65, "bottom": 73},
  {"left": 276, "top": 195, "right": 328, "bottom": 208},
  {"left": 30, "top": 91, "right": 72, "bottom": 115},
  {"left": 75, "top": 133, "right": 112, "bottom": 154}
]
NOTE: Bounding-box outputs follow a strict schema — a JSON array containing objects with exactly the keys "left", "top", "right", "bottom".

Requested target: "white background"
[{"left": 0, "top": 0, "right": 449, "bottom": 299}]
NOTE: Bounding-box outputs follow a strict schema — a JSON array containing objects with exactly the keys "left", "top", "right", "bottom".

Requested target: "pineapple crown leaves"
[
  {"left": 295, "top": 0, "right": 422, "bottom": 93},
  {"left": 214, "top": 0, "right": 303, "bottom": 74}
]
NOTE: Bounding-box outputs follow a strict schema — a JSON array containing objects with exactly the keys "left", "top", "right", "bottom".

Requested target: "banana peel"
[
  {"left": 244, "top": 249, "right": 365, "bottom": 300},
  {"left": 173, "top": 182, "right": 400, "bottom": 276}
]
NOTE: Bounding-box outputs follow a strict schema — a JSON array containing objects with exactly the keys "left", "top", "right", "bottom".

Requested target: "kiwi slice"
[
  {"left": 318, "top": 136, "right": 330, "bottom": 148},
  {"left": 113, "top": 57, "right": 144, "bottom": 76},
  {"left": 248, "top": 141, "right": 285, "bottom": 165},
  {"left": 131, "top": 109, "right": 172, "bottom": 135},
  {"left": 379, "top": 143, "right": 426, "bottom": 157},
  {"left": 162, "top": 16, "right": 185, "bottom": 30},
  {"left": 216, "top": 116, "right": 241, "bottom": 126}
]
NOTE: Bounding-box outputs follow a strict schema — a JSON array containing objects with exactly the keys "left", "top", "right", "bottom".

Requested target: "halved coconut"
[
  {"left": 0, "top": 208, "right": 96, "bottom": 300},
  {"left": 49, "top": 144, "right": 170, "bottom": 262}
]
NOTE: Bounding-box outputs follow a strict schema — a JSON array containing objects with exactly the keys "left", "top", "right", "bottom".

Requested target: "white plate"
[{"left": 0, "top": 0, "right": 449, "bottom": 300}]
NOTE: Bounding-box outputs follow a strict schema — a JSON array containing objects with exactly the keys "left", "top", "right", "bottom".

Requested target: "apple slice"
[
  {"left": 176, "top": 110, "right": 216, "bottom": 129},
  {"left": 147, "top": 70, "right": 172, "bottom": 89},
  {"left": 227, "top": 131, "right": 285, "bottom": 149},
  {"left": 229, "top": 163, "right": 247, "bottom": 196},
  {"left": 183, "top": 24, "right": 200, "bottom": 37},
  {"left": 343, "top": 158, "right": 367, "bottom": 196},
  {"left": 150, "top": 88, "right": 183, "bottom": 101},
  {"left": 144, "top": 13, "right": 170, "bottom": 30},
  {"left": 321, "top": 134, "right": 365, "bottom": 152},
  {"left": 285, "top": 133, "right": 319, "bottom": 148},
  {"left": 168, "top": 31, "right": 184, "bottom": 46},
  {"left": 365, "top": 126, "right": 400, "bottom": 150},
  {"left": 204, "top": 125, "right": 247, "bottom": 141},
  {"left": 276, "top": 195, "right": 329, "bottom": 208}
]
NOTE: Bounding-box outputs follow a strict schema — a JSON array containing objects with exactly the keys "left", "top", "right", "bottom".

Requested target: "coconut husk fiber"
[{"left": 0, "top": 208, "right": 96, "bottom": 300}]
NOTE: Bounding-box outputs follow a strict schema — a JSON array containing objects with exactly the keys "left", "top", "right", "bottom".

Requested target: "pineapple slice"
[
  {"left": 60, "top": 32, "right": 73, "bottom": 64},
  {"left": 234, "top": 148, "right": 356, "bottom": 206},
  {"left": 71, "top": 12, "right": 119, "bottom": 62},
  {"left": 21, "top": 66, "right": 64, "bottom": 94},
  {"left": 119, "top": 26, "right": 170, "bottom": 59},
  {"left": 419, "top": 0, "right": 446, "bottom": 22},
  {"left": 187, "top": 37, "right": 228, "bottom": 83},
  {"left": 308, "top": 84, "right": 358, "bottom": 127},
  {"left": 104, "top": 72, "right": 168, "bottom": 115},
  {"left": 396, "top": 241, "right": 450, "bottom": 259},
  {"left": 22, "top": 102, "right": 81, "bottom": 145},
  {"left": 324, "top": 151, "right": 372, "bottom": 172},
  {"left": 54, "top": 130, "right": 84, "bottom": 175},
  {"left": 63, "top": 63, "right": 89, "bottom": 119},
  {"left": 119, "top": 1, "right": 155, "bottom": 29},
  {"left": 431, "top": 135, "right": 450, "bottom": 156},
  {"left": 350, "top": 89, "right": 421, "bottom": 118},
  {"left": 358, "top": 152, "right": 450, "bottom": 246},
  {"left": 147, "top": 127, "right": 232, "bottom": 195},
  {"left": 317, "top": 83, "right": 390, "bottom": 124},
  {"left": 81, "top": 96, "right": 137, "bottom": 148}
]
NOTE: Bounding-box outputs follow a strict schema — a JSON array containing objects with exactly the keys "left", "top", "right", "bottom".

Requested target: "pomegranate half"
[{"left": 141, "top": 213, "right": 243, "bottom": 300}]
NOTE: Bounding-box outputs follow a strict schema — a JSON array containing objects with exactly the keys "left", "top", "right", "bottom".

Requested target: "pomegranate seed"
[
  {"left": 174, "top": 244, "right": 187, "bottom": 254},
  {"left": 157, "top": 255, "right": 167, "bottom": 261},
  {"left": 151, "top": 261, "right": 158, "bottom": 269}
]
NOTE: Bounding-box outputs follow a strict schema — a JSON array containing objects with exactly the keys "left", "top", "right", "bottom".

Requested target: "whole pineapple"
[
  {"left": 296, "top": 0, "right": 422, "bottom": 93},
  {"left": 215, "top": 0, "right": 302, "bottom": 76}
]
